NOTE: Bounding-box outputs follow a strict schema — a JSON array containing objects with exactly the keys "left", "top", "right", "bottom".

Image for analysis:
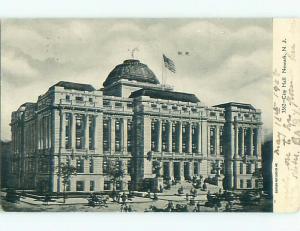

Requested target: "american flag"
[{"left": 163, "top": 54, "right": 176, "bottom": 73}]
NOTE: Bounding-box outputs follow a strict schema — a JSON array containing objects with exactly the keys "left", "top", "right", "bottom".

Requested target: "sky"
[{"left": 1, "top": 19, "right": 273, "bottom": 141}]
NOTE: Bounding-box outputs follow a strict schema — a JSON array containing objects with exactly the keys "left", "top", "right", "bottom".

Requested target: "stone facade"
[{"left": 10, "top": 59, "right": 263, "bottom": 193}]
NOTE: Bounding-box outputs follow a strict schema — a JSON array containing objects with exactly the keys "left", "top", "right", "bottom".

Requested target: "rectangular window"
[
  {"left": 219, "top": 126, "right": 224, "bottom": 155},
  {"left": 66, "top": 180, "right": 71, "bottom": 191},
  {"left": 103, "top": 100, "right": 110, "bottom": 106},
  {"left": 172, "top": 122, "right": 177, "bottom": 152},
  {"left": 246, "top": 163, "right": 252, "bottom": 174},
  {"left": 89, "top": 159, "right": 94, "bottom": 173},
  {"left": 103, "top": 160, "right": 108, "bottom": 174},
  {"left": 76, "top": 159, "right": 84, "bottom": 173},
  {"left": 75, "top": 114, "right": 84, "bottom": 149},
  {"left": 103, "top": 118, "right": 110, "bottom": 152},
  {"left": 240, "top": 179, "right": 244, "bottom": 189},
  {"left": 89, "top": 97, "right": 93, "bottom": 102},
  {"left": 194, "top": 162, "right": 199, "bottom": 175},
  {"left": 115, "top": 119, "right": 121, "bottom": 152},
  {"left": 75, "top": 96, "right": 83, "bottom": 101},
  {"left": 66, "top": 95, "right": 70, "bottom": 101},
  {"left": 209, "top": 126, "right": 216, "bottom": 155},
  {"left": 151, "top": 120, "right": 157, "bottom": 151},
  {"left": 89, "top": 116, "right": 95, "bottom": 150},
  {"left": 127, "top": 120, "right": 132, "bottom": 152},
  {"left": 240, "top": 163, "right": 243, "bottom": 174},
  {"left": 247, "top": 179, "right": 252, "bottom": 188},
  {"left": 192, "top": 125, "right": 198, "bottom": 153},
  {"left": 115, "top": 102, "right": 122, "bottom": 108},
  {"left": 90, "top": 181, "right": 95, "bottom": 191},
  {"left": 104, "top": 181, "right": 111, "bottom": 190},
  {"left": 238, "top": 127, "right": 243, "bottom": 156},
  {"left": 76, "top": 181, "right": 84, "bottom": 191},
  {"left": 162, "top": 122, "right": 168, "bottom": 152},
  {"left": 182, "top": 123, "right": 189, "bottom": 153},
  {"left": 244, "top": 128, "right": 251, "bottom": 155},
  {"left": 65, "top": 113, "right": 72, "bottom": 149}
]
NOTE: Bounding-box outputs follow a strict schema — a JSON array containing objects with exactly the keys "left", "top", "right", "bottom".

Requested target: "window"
[
  {"left": 172, "top": 105, "right": 178, "bottom": 110},
  {"left": 115, "top": 102, "right": 122, "bottom": 108},
  {"left": 192, "top": 125, "right": 198, "bottom": 153},
  {"left": 76, "top": 181, "right": 84, "bottom": 191},
  {"left": 75, "top": 96, "right": 83, "bottom": 101},
  {"left": 182, "top": 123, "right": 189, "bottom": 153},
  {"left": 194, "top": 162, "right": 199, "bottom": 175},
  {"left": 162, "top": 105, "right": 168, "bottom": 110},
  {"left": 66, "top": 95, "right": 70, "bottom": 101},
  {"left": 104, "top": 181, "right": 111, "bottom": 190},
  {"left": 89, "top": 97, "right": 93, "bottom": 102},
  {"left": 65, "top": 113, "right": 72, "bottom": 149},
  {"left": 75, "top": 114, "right": 84, "bottom": 149},
  {"left": 151, "top": 120, "right": 158, "bottom": 151},
  {"left": 162, "top": 122, "right": 168, "bottom": 152},
  {"left": 89, "top": 159, "right": 94, "bottom": 173},
  {"left": 151, "top": 104, "right": 157, "bottom": 108},
  {"left": 76, "top": 159, "right": 84, "bottom": 173},
  {"left": 103, "top": 118, "right": 110, "bottom": 151},
  {"left": 127, "top": 103, "right": 133, "bottom": 108},
  {"left": 103, "top": 160, "right": 109, "bottom": 174},
  {"left": 210, "top": 112, "right": 216, "bottom": 117},
  {"left": 115, "top": 120, "right": 121, "bottom": 152},
  {"left": 90, "top": 181, "right": 95, "bottom": 191},
  {"left": 240, "top": 180, "right": 244, "bottom": 189},
  {"left": 127, "top": 120, "right": 132, "bottom": 152},
  {"left": 247, "top": 179, "right": 252, "bottom": 188},
  {"left": 238, "top": 127, "right": 243, "bottom": 156},
  {"left": 66, "top": 180, "right": 71, "bottom": 191},
  {"left": 89, "top": 116, "right": 95, "bottom": 150},
  {"left": 209, "top": 126, "right": 216, "bottom": 155},
  {"left": 219, "top": 126, "right": 224, "bottom": 155},
  {"left": 172, "top": 122, "right": 177, "bottom": 152},
  {"left": 103, "top": 100, "right": 110, "bottom": 106},
  {"left": 240, "top": 163, "right": 244, "bottom": 174},
  {"left": 246, "top": 163, "right": 252, "bottom": 174}
]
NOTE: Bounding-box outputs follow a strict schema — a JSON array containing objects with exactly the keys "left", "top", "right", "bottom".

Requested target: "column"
[
  {"left": 157, "top": 120, "right": 162, "bottom": 152},
  {"left": 169, "top": 161, "right": 174, "bottom": 180},
  {"left": 250, "top": 128, "right": 254, "bottom": 157},
  {"left": 48, "top": 116, "right": 52, "bottom": 148},
  {"left": 110, "top": 117, "right": 115, "bottom": 154},
  {"left": 188, "top": 122, "right": 193, "bottom": 153},
  {"left": 167, "top": 121, "right": 172, "bottom": 152},
  {"left": 37, "top": 117, "right": 41, "bottom": 150},
  {"left": 60, "top": 110, "right": 65, "bottom": 150},
  {"left": 84, "top": 114, "right": 89, "bottom": 149},
  {"left": 216, "top": 126, "right": 220, "bottom": 156},
  {"left": 71, "top": 113, "right": 76, "bottom": 149},
  {"left": 177, "top": 121, "right": 182, "bottom": 153},
  {"left": 197, "top": 123, "right": 201, "bottom": 154},
  {"left": 122, "top": 118, "right": 128, "bottom": 153}
]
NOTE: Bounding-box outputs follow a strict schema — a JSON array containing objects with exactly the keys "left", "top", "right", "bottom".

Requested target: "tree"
[
  {"left": 57, "top": 163, "right": 77, "bottom": 203},
  {"left": 106, "top": 158, "right": 125, "bottom": 192}
]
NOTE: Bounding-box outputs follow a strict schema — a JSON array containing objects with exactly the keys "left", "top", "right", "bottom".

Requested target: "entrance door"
[{"left": 173, "top": 162, "right": 181, "bottom": 180}]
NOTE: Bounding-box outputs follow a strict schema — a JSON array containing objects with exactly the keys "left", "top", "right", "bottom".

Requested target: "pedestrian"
[{"left": 197, "top": 201, "right": 201, "bottom": 212}]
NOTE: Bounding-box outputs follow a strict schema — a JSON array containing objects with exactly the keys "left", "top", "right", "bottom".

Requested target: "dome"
[{"left": 103, "top": 59, "right": 160, "bottom": 87}]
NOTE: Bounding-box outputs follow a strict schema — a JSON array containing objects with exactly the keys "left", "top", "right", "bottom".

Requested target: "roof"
[
  {"left": 50, "top": 81, "right": 96, "bottom": 92},
  {"left": 129, "top": 89, "right": 200, "bottom": 103},
  {"left": 103, "top": 59, "right": 160, "bottom": 87},
  {"left": 213, "top": 102, "right": 256, "bottom": 110}
]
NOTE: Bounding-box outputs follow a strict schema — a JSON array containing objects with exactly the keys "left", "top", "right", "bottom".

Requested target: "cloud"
[{"left": 1, "top": 19, "right": 272, "bottom": 140}]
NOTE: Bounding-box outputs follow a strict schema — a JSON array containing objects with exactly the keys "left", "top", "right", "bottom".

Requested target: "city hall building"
[{"left": 10, "top": 59, "right": 263, "bottom": 193}]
